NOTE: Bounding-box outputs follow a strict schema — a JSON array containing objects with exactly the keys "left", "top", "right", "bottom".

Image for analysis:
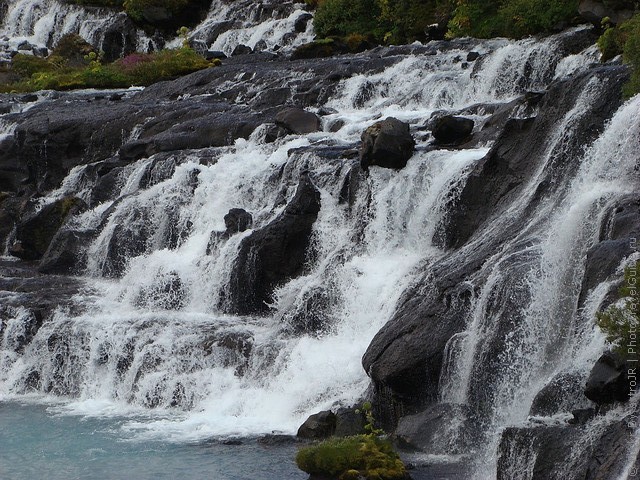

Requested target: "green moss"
[
  {"left": 597, "top": 261, "right": 640, "bottom": 361},
  {"left": 296, "top": 435, "right": 407, "bottom": 480}
]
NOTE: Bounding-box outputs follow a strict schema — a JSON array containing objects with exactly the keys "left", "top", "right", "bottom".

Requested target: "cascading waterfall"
[
  {"left": 0, "top": 14, "right": 638, "bottom": 478},
  {"left": 0, "top": 0, "right": 148, "bottom": 59}
]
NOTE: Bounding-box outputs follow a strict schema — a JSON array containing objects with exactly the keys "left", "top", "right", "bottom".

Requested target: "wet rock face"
[
  {"left": 443, "top": 66, "right": 629, "bottom": 250},
  {"left": 579, "top": 195, "right": 640, "bottom": 307},
  {"left": 497, "top": 417, "right": 637, "bottom": 480},
  {"left": 274, "top": 107, "right": 321, "bottom": 135},
  {"left": 297, "top": 410, "right": 337, "bottom": 439},
  {"left": 529, "top": 372, "right": 590, "bottom": 416},
  {"left": 431, "top": 115, "right": 474, "bottom": 145},
  {"left": 9, "top": 197, "right": 87, "bottom": 261},
  {"left": 359, "top": 117, "right": 415, "bottom": 170},
  {"left": 222, "top": 175, "right": 321, "bottom": 315},
  {"left": 585, "top": 351, "right": 632, "bottom": 405},
  {"left": 395, "top": 404, "right": 477, "bottom": 454}
]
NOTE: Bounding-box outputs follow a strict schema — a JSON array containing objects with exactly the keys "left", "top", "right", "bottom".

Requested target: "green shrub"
[
  {"left": 10, "top": 54, "right": 54, "bottom": 77},
  {"left": 295, "top": 435, "right": 407, "bottom": 480},
  {"left": 314, "top": 0, "right": 384, "bottom": 39},
  {"left": 596, "top": 14, "right": 640, "bottom": 96},
  {"left": 597, "top": 260, "right": 639, "bottom": 361},
  {"left": 2, "top": 42, "right": 214, "bottom": 92},
  {"left": 123, "top": 0, "right": 190, "bottom": 22},
  {"left": 116, "top": 46, "right": 210, "bottom": 85},
  {"left": 448, "top": 0, "right": 578, "bottom": 38}
]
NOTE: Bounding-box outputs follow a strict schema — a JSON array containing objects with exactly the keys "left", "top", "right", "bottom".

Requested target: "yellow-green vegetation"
[
  {"left": 597, "top": 261, "right": 640, "bottom": 361},
  {"left": 313, "top": 0, "right": 582, "bottom": 43},
  {"left": 597, "top": 13, "right": 640, "bottom": 96},
  {"left": 296, "top": 435, "right": 407, "bottom": 480},
  {"left": 0, "top": 34, "right": 217, "bottom": 93},
  {"left": 295, "top": 402, "right": 406, "bottom": 480}
]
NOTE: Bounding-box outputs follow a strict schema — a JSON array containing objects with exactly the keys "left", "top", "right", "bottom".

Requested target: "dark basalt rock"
[
  {"left": 224, "top": 208, "right": 253, "bottom": 234},
  {"left": 578, "top": 0, "right": 635, "bottom": 25},
  {"left": 530, "top": 372, "right": 589, "bottom": 416},
  {"left": 585, "top": 351, "right": 632, "bottom": 405},
  {"left": 294, "top": 13, "right": 313, "bottom": 33},
  {"left": 443, "top": 66, "right": 628, "bottom": 250},
  {"left": 9, "top": 197, "right": 87, "bottom": 261},
  {"left": 497, "top": 417, "right": 637, "bottom": 480},
  {"left": 100, "top": 14, "right": 138, "bottom": 62},
  {"left": 222, "top": 175, "right": 321, "bottom": 315},
  {"left": 38, "top": 227, "right": 96, "bottom": 275},
  {"left": 274, "top": 107, "right": 321, "bottom": 135},
  {"left": 362, "top": 264, "right": 477, "bottom": 419},
  {"left": 395, "top": 404, "right": 476, "bottom": 454},
  {"left": 231, "top": 44, "right": 253, "bottom": 56},
  {"left": 579, "top": 195, "right": 640, "bottom": 307},
  {"left": 297, "top": 410, "right": 337, "bottom": 439},
  {"left": 334, "top": 407, "right": 366, "bottom": 437},
  {"left": 360, "top": 117, "right": 415, "bottom": 170},
  {"left": 431, "top": 116, "right": 474, "bottom": 145}
]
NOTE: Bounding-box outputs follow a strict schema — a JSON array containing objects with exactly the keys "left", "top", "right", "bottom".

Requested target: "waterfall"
[{"left": 0, "top": 12, "right": 638, "bottom": 477}]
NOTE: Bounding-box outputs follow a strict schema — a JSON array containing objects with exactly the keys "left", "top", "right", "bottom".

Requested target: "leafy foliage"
[
  {"left": 597, "top": 14, "right": 640, "bottom": 96},
  {"left": 123, "top": 0, "right": 190, "bottom": 21},
  {"left": 448, "top": 0, "right": 578, "bottom": 38},
  {"left": 597, "top": 261, "right": 640, "bottom": 361}
]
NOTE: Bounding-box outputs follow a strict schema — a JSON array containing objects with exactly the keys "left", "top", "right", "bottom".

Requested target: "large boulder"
[
  {"left": 431, "top": 115, "right": 474, "bottom": 144},
  {"left": 578, "top": 0, "right": 635, "bottom": 25},
  {"left": 274, "top": 107, "right": 321, "bottom": 135},
  {"left": 9, "top": 197, "right": 86, "bottom": 261},
  {"left": 222, "top": 175, "right": 321, "bottom": 315},
  {"left": 359, "top": 117, "right": 415, "bottom": 170},
  {"left": 584, "top": 351, "right": 631, "bottom": 405},
  {"left": 395, "top": 404, "right": 476, "bottom": 454},
  {"left": 297, "top": 410, "right": 337, "bottom": 439}
]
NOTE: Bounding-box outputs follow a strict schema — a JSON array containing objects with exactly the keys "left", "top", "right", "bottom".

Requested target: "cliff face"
[{"left": 0, "top": 12, "right": 639, "bottom": 479}]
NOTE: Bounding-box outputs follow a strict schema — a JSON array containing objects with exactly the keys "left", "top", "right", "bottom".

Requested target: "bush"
[
  {"left": 314, "top": 0, "right": 384, "bottom": 39},
  {"left": 123, "top": 0, "right": 190, "bottom": 22},
  {"left": 295, "top": 435, "right": 407, "bottom": 480},
  {"left": 116, "top": 47, "right": 210, "bottom": 84},
  {"left": 597, "top": 260, "right": 639, "bottom": 361},
  {"left": 10, "top": 54, "right": 53, "bottom": 77},
  {"left": 597, "top": 14, "right": 640, "bottom": 96},
  {"left": 448, "top": 0, "right": 578, "bottom": 38},
  {"left": 1, "top": 40, "right": 215, "bottom": 93}
]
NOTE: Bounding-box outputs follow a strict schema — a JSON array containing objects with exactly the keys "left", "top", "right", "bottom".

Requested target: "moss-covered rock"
[{"left": 296, "top": 434, "right": 408, "bottom": 480}]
